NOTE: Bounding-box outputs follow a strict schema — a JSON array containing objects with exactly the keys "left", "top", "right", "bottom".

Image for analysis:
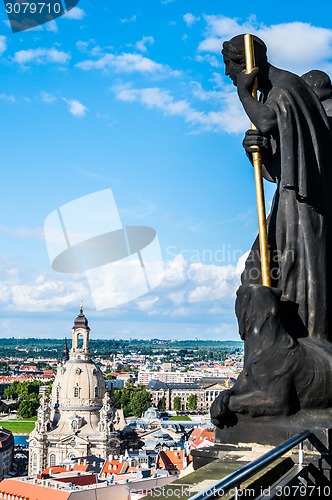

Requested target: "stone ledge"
[{"left": 214, "top": 408, "right": 332, "bottom": 449}]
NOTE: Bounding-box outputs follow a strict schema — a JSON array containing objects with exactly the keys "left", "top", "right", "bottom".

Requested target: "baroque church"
[{"left": 28, "top": 305, "right": 121, "bottom": 475}]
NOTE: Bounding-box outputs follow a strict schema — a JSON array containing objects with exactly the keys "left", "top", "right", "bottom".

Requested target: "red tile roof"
[
  {"left": 0, "top": 478, "right": 71, "bottom": 499},
  {"left": 156, "top": 449, "right": 189, "bottom": 471},
  {"left": 100, "top": 458, "right": 127, "bottom": 476},
  {"left": 190, "top": 429, "right": 214, "bottom": 450}
]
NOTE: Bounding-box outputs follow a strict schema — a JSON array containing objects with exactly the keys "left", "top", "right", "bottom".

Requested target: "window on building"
[
  {"left": 94, "top": 386, "right": 98, "bottom": 398},
  {"left": 71, "top": 420, "right": 78, "bottom": 430},
  {"left": 32, "top": 452, "right": 38, "bottom": 473},
  {"left": 74, "top": 387, "right": 79, "bottom": 397},
  {"left": 49, "top": 454, "right": 56, "bottom": 467}
]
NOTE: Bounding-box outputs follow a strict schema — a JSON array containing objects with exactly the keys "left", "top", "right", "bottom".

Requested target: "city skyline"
[{"left": 1, "top": 1, "right": 332, "bottom": 339}]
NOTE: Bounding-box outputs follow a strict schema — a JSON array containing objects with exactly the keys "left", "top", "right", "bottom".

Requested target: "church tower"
[
  {"left": 28, "top": 305, "right": 120, "bottom": 475},
  {"left": 61, "top": 337, "right": 69, "bottom": 364}
]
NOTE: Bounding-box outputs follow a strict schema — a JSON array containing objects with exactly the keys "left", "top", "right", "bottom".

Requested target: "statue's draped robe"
[{"left": 242, "top": 68, "right": 332, "bottom": 341}]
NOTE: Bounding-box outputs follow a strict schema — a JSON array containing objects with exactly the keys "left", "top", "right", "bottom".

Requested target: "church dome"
[
  {"left": 143, "top": 407, "right": 161, "bottom": 420},
  {"left": 51, "top": 304, "right": 106, "bottom": 410},
  {"left": 54, "top": 359, "right": 106, "bottom": 410},
  {"left": 29, "top": 305, "right": 120, "bottom": 476}
]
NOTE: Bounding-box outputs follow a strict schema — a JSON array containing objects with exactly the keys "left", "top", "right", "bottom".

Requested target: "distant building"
[
  {"left": 28, "top": 306, "right": 121, "bottom": 475},
  {"left": 105, "top": 378, "right": 124, "bottom": 390},
  {"left": 0, "top": 426, "right": 14, "bottom": 477},
  {"left": 161, "top": 362, "right": 172, "bottom": 372},
  {"left": 0, "top": 475, "right": 129, "bottom": 500},
  {"left": 138, "top": 369, "right": 232, "bottom": 385},
  {"left": 188, "top": 427, "right": 214, "bottom": 450},
  {"left": 156, "top": 448, "right": 191, "bottom": 474},
  {"left": 148, "top": 380, "right": 226, "bottom": 411},
  {"left": 143, "top": 407, "right": 162, "bottom": 420},
  {"left": 0, "top": 454, "right": 177, "bottom": 499}
]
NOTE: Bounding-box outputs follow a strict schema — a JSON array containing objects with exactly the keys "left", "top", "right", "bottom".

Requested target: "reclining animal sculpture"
[{"left": 211, "top": 284, "right": 332, "bottom": 428}]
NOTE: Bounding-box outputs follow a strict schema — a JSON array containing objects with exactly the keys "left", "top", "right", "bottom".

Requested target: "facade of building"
[
  {"left": 28, "top": 306, "right": 120, "bottom": 475},
  {"left": 148, "top": 379, "right": 227, "bottom": 411},
  {"left": 0, "top": 468, "right": 176, "bottom": 500},
  {"left": 0, "top": 426, "right": 14, "bottom": 478},
  {"left": 138, "top": 370, "right": 206, "bottom": 385},
  {"left": 138, "top": 369, "right": 237, "bottom": 385},
  {"left": 0, "top": 476, "right": 129, "bottom": 500}
]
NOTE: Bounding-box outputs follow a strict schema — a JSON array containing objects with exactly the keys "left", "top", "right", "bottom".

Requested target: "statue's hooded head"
[
  {"left": 301, "top": 70, "right": 332, "bottom": 102},
  {"left": 221, "top": 34, "right": 268, "bottom": 85}
]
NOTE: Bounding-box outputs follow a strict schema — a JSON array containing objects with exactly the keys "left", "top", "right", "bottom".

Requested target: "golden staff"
[{"left": 244, "top": 34, "right": 271, "bottom": 287}]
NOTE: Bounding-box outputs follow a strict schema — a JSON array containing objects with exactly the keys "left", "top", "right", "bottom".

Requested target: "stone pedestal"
[
  {"left": 193, "top": 409, "right": 332, "bottom": 471},
  {"left": 215, "top": 409, "right": 332, "bottom": 448}
]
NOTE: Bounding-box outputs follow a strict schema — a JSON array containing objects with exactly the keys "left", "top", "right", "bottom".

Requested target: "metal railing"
[{"left": 189, "top": 430, "right": 311, "bottom": 499}]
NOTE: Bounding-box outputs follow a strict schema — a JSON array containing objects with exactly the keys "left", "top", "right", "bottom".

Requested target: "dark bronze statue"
[
  {"left": 211, "top": 34, "right": 332, "bottom": 427},
  {"left": 301, "top": 70, "right": 332, "bottom": 127},
  {"left": 211, "top": 284, "right": 332, "bottom": 427}
]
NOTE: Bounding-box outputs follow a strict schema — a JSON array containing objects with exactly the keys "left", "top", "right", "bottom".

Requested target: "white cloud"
[
  {"left": 76, "top": 39, "right": 102, "bottom": 56},
  {"left": 0, "top": 224, "right": 43, "bottom": 239},
  {"left": 137, "top": 296, "right": 159, "bottom": 311},
  {"left": 0, "top": 36, "right": 7, "bottom": 54},
  {"left": 0, "top": 262, "right": 89, "bottom": 313},
  {"left": 13, "top": 48, "right": 71, "bottom": 66},
  {"left": 135, "top": 36, "right": 155, "bottom": 53},
  {"left": 198, "top": 16, "right": 332, "bottom": 74},
  {"left": 40, "top": 91, "right": 56, "bottom": 104},
  {"left": 63, "top": 98, "right": 88, "bottom": 117},
  {"left": 77, "top": 52, "right": 178, "bottom": 77},
  {"left": 120, "top": 15, "right": 137, "bottom": 24},
  {"left": 76, "top": 40, "right": 90, "bottom": 52},
  {"left": 138, "top": 252, "right": 246, "bottom": 321},
  {"left": 183, "top": 13, "right": 200, "bottom": 27},
  {"left": 195, "top": 54, "right": 222, "bottom": 68},
  {"left": 64, "top": 7, "right": 86, "bottom": 20},
  {"left": 112, "top": 84, "right": 247, "bottom": 134},
  {"left": 260, "top": 23, "right": 332, "bottom": 73},
  {"left": 45, "top": 20, "right": 58, "bottom": 33},
  {"left": 0, "top": 253, "right": 246, "bottom": 339},
  {"left": 2, "top": 276, "right": 87, "bottom": 313},
  {"left": 0, "top": 93, "right": 16, "bottom": 103}
]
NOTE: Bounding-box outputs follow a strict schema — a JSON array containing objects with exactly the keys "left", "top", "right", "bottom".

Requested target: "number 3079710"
[
  {"left": 276, "top": 485, "right": 331, "bottom": 496},
  {"left": 6, "top": 3, "right": 62, "bottom": 15}
]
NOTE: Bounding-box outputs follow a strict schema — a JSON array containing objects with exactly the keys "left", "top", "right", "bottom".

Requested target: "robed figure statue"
[{"left": 211, "top": 35, "right": 332, "bottom": 425}]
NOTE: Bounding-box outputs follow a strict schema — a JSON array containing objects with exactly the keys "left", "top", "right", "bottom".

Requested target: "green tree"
[
  {"left": 3, "top": 381, "right": 20, "bottom": 399},
  {"left": 18, "top": 394, "right": 40, "bottom": 418},
  {"left": 113, "top": 388, "right": 123, "bottom": 409},
  {"left": 113, "top": 382, "right": 152, "bottom": 417},
  {"left": 187, "top": 394, "right": 197, "bottom": 411},
  {"left": 3, "top": 380, "right": 48, "bottom": 418},
  {"left": 173, "top": 396, "right": 181, "bottom": 411},
  {"left": 157, "top": 396, "right": 166, "bottom": 411},
  {"left": 4, "top": 380, "right": 42, "bottom": 400},
  {"left": 130, "top": 389, "right": 152, "bottom": 417},
  {"left": 124, "top": 378, "right": 135, "bottom": 388},
  {"left": 114, "top": 387, "right": 131, "bottom": 416}
]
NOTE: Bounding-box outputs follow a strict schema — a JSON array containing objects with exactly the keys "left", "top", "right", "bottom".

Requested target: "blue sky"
[{"left": 1, "top": 0, "right": 332, "bottom": 340}]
